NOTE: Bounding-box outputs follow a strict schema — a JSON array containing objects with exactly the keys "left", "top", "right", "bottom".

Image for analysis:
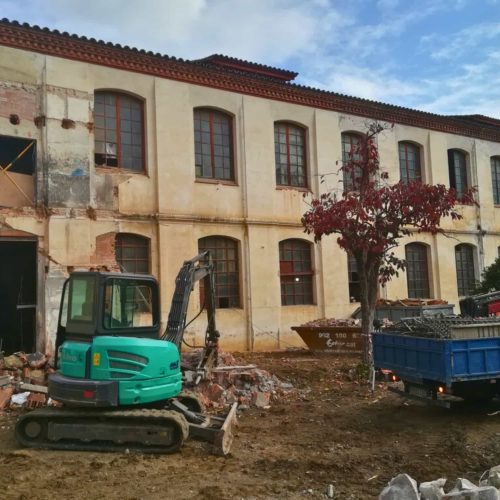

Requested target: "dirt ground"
[{"left": 1, "top": 350, "right": 500, "bottom": 500}]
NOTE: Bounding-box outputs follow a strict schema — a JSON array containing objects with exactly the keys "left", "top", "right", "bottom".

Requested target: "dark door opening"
[{"left": 0, "top": 240, "right": 37, "bottom": 354}]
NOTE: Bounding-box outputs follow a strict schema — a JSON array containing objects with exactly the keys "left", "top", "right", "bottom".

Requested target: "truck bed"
[{"left": 373, "top": 332, "right": 500, "bottom": 386}]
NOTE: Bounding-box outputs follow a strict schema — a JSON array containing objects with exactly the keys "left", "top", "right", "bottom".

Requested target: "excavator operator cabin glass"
[
  {"left": 104, "top": 278, "right": 154, "bottom": 329},
  {"left": 68, "top": 276, "right": 96, "bottom": 323}
]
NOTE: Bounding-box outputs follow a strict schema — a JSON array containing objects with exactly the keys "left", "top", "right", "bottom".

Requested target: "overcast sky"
[{"left": 2, "top": 0, "right": 500, "bottom": 117}]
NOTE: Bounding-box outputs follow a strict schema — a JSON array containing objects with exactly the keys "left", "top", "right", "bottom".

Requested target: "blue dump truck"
[{"left": 373, "top": 318, "right": 500, "bottom": 406}]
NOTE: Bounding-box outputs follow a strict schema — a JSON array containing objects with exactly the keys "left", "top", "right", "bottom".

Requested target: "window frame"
[
  {"left": 341, "top": 132, "right": 363, "bottom": 192},
  {"left": 405, "top": 243, "right": 431, "bottom": 299},
  {"left": 94, "top": 91, "right": 146, "bottom": 173},
  {"left": 455, "top": 244, "right": 477, "bottom": 296},
  {"left": 448, "top": 149, "right": 469, "bottom": 201},
  {"left": 274, "top": 121, "right": 308, "bottom": 189},
  {"left": 491, "top": 156, "right": 500, "bottom": 205},
  {"left": 193, "top": 108, "right": 236, "bottom": 183},
  {"left": 347, "top": 254, "right": 360, "bottom": 303},
  {"left": 198, "top": 236, "right": 240, "bottom": 309},
  {"left": 399, "top": 141, "right": 422, "bottom": 183},
  {"left": 115, "top": 233, "right": 150, "bottom": 274},
  {"left": 279, "top": 239, "right": 314, "bottom": 306}
]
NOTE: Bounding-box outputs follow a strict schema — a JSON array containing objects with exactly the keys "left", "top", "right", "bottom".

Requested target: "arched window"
[
  {"left": 115, "top": 234, "right": 150, "bottom": 274},
  {"left": 455, "top": 244, "right": 477, "bottom": 296},
  {"left": 279, "top": 239, "right": 313, "bottom": 305},
  {"left": 274, "top": 122, "right": 307, "bottom": 187},
  {"left": 194, "top": 108, "right": 234, "bottom": 181},
  {"left": 198, "top": 236, "right": 239, "bottom": 308},
  {"left": 491, "top": 156, "right": 500, "bottom": 205},
  {"left": 448, "top": 149, "right": 468, "bottom": 200},
  {"left": 342, "top": 132, "right": 363, "bottom": 191},
  {"left": 405, "top": 243, "right": 430, "bottom": 298},
  {"left": 348, "top": 254, "right": 360, "bottom": 302},
  {"left": 94, "top": 91, "right": 145, "bottom": 172},
  {"left": 399, "top": 142, "right": 422, "bottom": 183}
]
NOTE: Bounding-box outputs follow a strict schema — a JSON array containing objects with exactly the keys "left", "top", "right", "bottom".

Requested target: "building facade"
[{"left": 1, "top": 20, "right": 500, "bottom": 354}]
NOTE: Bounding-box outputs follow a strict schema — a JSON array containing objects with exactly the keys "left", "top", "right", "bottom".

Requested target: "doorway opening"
[{"left": 0, "top": 240, "right": 37, "bottom": 354}]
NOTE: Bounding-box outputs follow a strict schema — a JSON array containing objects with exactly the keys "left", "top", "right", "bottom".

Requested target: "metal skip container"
[{"left": 291, "top": 325, "right": 363, "bottom": 355}]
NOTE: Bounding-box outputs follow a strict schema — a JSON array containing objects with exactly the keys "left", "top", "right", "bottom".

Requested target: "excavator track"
[{"left": 15, "top": 407, "right": 189, "bottom": 454}]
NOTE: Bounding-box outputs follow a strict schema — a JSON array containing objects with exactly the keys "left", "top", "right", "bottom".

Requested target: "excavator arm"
[{"left": 163, "top": 251, "right": 220, "bottom": 380}]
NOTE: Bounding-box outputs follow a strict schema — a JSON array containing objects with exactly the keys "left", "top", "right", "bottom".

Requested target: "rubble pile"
[
  {"left": 377, "top": 298, "right": 448, "bottom": 307},
  {"left": 0, "top": 350, "right": 295, "bottom": 412},
  {"left": 183, "top": 351, "right": 295, "bottom": 410},
  {"left": 379, "top": 468, "right": 500, "bottom": 499},
  {"left": 0, "top": 351, "right": 53, "bottom": 410},
  {"left": 300, "top": 317, "right": 360, "bottom": 328}
]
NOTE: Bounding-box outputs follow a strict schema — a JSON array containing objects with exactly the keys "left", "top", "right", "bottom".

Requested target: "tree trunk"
[{"left": 358, "top": 258, "right": 379, "bottom": 364}]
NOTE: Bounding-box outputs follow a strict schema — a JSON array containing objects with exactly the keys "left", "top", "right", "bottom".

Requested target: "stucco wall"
[{"left": 1, "top": 45, "right": 500, "bottom": 353}]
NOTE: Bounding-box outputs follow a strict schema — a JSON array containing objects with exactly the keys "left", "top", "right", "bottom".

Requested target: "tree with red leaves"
[{"left": 302, "top": 123, "right": 475, "bottom": 362}]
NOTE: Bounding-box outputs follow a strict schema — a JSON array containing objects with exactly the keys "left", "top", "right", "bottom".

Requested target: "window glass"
[
  {"left": 448, "top": 149, "right": 468, "bottom": 200},
  {"left": 399, "top": 142, "right": 422, "bottom": 183},
  {"left": 115, "top": 234, "right": 150, "bottom": 274},
  {"left": 455, "top": 244, "right": 476, "bottom": 296},
  {"left": 342, "top": 133, "right": 362, "bottom": 191},
  {"left": 348, "top": 254, "right": 360, "bottom": 302},
  {"left": 491, "top": 156, "right": 500, "bottom": 205},
  {"left": 104, "top": 279, "right": 153, "bottom": 329},
  {"left": 406, "top": 243, "right": 430, "bottom": 298},
  {"left": 94, "top": 92, "right": 144, "bottom": 172},
  {"left": 279, "top": 239, "right": 313, "bottom": 305},
  {"left": 194, "top": 109, "right": 234, "bottom": 181},
  {"left": 198, "top": 236, "right": 240, "bottom": 308},
  {"left": 69, "top": 276, "right": 96, "bottom": 323},
  {"left": 274, "top": 123, "right": 307, "bottom": 187}
]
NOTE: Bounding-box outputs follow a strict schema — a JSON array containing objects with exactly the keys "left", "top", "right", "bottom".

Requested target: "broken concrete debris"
[
  {"left": 183, "top": 351, "right": 295, "bottom": 410},
  {"left": 0, "top": 350, "right": 294, "bottom": 411},
  {"left": 379, "top": 470, "right": 500, "bottom": 500},
  {"left": 379, "top": 473, "right": 419, "bottom": 500},
  {"left": 0, "top": 351, "right": 51, "bottom": 409}
]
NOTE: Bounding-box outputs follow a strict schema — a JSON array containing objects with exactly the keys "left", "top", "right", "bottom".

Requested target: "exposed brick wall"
[
  {"left": 89, "top": 232, "right": 120, "bottom": 271},
  {"left": 0, "top": 85, "right": 37, "bottom": 121}
]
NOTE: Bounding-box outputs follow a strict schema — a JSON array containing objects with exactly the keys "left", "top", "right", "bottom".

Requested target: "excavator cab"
[
  {"left": 51, "top": 272, "right": 182, "bottom": 408},
  {"left": 55, "top": 272, "right": 161, "bottom": 358}
]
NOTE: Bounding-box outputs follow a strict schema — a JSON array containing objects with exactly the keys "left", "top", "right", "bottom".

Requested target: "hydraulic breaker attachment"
[{"left": 171, "top": 400, "right": 238, "bottom": 456}]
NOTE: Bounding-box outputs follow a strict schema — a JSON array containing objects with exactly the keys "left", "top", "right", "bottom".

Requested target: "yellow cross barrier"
[{"left": 0, "top": 141, "right": 35, "bottom": 205}]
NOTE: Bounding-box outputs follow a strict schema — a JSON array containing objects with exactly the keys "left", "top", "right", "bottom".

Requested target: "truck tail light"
[{"left": 83, "top": 390, "right": 95, "bottom": 399}]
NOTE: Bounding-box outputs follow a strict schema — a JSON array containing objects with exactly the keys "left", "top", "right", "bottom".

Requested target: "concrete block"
[
  {"left": 444, "top": 487, "right": 500, "bottom": 499},
  {"left": 420, "top": 478, "right": 446, "bottom": 499},
  {"left": 454, "top": 479, "right": 478, "bottom": 491},
  {"left": 379, "top": 473, "right": 419, "bottom": 500},
  {"left": 488, "top": 466, "right": 500, "bottom": 489}
]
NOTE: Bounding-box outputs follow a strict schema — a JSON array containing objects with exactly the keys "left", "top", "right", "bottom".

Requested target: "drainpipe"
[
  {"left": 312, "top": 110, "right": 326, "bottom": 318},
  {"left": 240, "top": 96, "right": 254, "bottom": 351},
  {"left": 471, "top": 140, "right": 485, "bottom": 276},
  {"left": 152, "top": 80, "right": 163, "bottom": 322},
  {"left": 38, "top": 57, "right": 49, "bottom": 352}
]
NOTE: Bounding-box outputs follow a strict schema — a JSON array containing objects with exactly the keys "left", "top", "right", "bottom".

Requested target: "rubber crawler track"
[{"left": 15, "top": 407, "right": 189, "bottom": 454}]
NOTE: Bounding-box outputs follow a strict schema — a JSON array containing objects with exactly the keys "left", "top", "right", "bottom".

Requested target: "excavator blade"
[{"left": 187, "top": 402, "right": 238, "bottom": 456}]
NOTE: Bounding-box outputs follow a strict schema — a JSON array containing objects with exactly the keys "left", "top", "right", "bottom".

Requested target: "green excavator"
[{"left": 15, "top": 252, "right": 237, "bottom": 455}]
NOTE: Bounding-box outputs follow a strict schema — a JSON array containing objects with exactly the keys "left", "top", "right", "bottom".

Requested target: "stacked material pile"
[{"left": 383, "top": 316, "right": 500, "bottom": 339}]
